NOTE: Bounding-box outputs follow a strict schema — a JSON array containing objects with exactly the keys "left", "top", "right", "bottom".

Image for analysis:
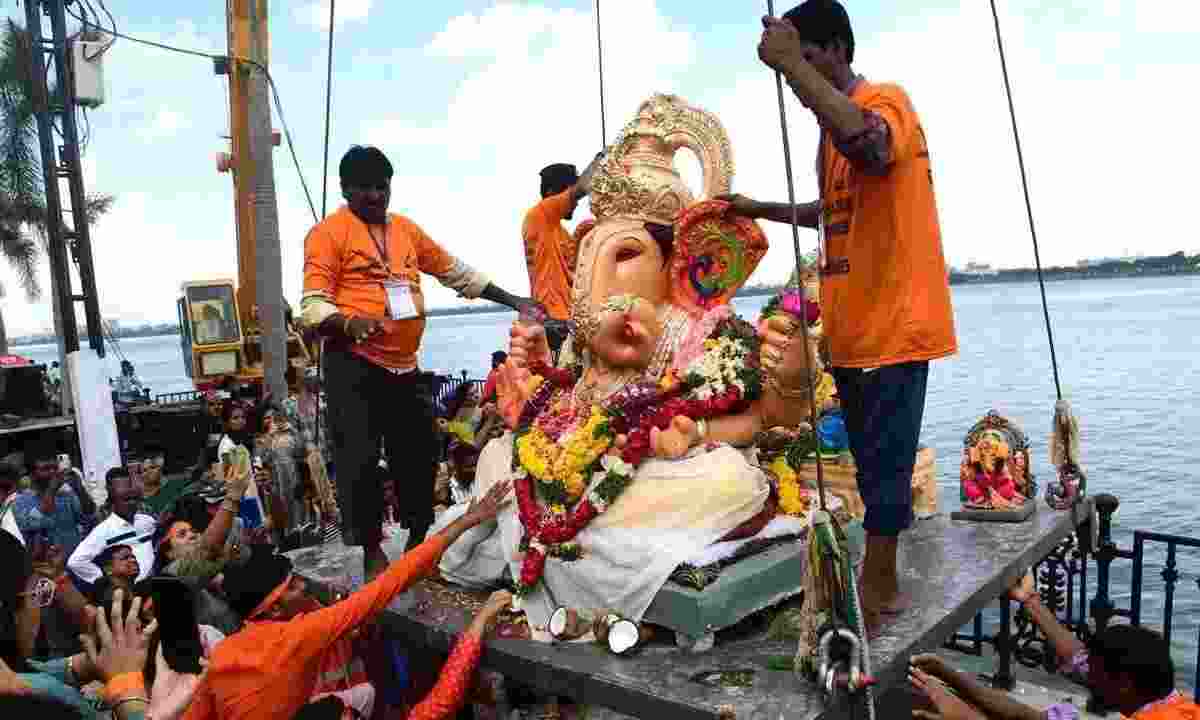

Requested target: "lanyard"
[{"left": 367, "top": 224, "right": 391, "bottom": 275}]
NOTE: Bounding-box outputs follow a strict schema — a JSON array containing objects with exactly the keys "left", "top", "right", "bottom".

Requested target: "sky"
[{"left": 0, "top": 0, "right": 1196, "bottom": 335}]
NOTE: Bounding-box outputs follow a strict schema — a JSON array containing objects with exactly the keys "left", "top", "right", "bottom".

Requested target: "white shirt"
[
  {"left": 1, "top": 495, "right": 23, "bottom": 546},
  {"left": 68, "top": 511, "right": 157, "bottom": 584}
]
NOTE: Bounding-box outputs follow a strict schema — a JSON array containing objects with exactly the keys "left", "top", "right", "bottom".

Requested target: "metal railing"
[{"left": 946, "top": 494, "right": 1199, "bottom": 695}]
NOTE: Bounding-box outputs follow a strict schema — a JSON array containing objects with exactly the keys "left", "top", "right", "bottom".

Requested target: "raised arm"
[
  {"left": 716, "top": 194, "right": 820, "bottom": 229},
  {"left": 408, "top": 590, "right": 513, "bottom": 720},
  {"left": 280, "top": 482, "right": 512, "bottom": 659},
  {"left": 195, "top": 463, "right": 250, "bottom": 561}
]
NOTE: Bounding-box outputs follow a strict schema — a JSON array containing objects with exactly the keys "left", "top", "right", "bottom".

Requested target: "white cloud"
[
  {"left": 2, "top": 0, "right": 1197, "bottom": 339},
  {"left": 293, "top": 0, "right": 372, "bottom": 31},
  {"left": 143, "top": 106, "right": 189, "bottom": 140}
]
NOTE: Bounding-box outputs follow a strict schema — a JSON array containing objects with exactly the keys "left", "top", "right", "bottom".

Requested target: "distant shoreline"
[{"left": 10, "top": 266, "right": 1196, "bottom": 348}]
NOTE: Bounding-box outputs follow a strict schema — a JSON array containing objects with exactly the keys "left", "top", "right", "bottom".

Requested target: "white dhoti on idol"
[{"left": 433, "top": 437, "right": 769, "bottom": 633}]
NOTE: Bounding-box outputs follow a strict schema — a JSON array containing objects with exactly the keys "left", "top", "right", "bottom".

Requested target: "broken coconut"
[{"left": 548, "top": 607, "right": 588, "bottom": 641}]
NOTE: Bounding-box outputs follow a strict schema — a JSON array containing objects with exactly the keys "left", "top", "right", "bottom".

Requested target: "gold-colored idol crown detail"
[{"left": 589, "top": 93, "right": 735, "bottom": 226}]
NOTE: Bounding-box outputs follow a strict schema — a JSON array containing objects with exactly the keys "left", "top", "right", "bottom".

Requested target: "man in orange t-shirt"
[
  {"left": 724, "top": 0, "right": 957, "bottom": 631},
  {"left": 521, "top": 156, "right": 602, "bottom": 355},
  {"left": 301, "top": 146, "right": 538, "bottom": 578},
  {"left": 181, "top": 481, "right": 513, "bottom": 720}
]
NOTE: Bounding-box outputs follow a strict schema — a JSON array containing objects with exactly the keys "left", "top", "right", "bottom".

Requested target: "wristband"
[
  {"left": 102, "top": 672, "right": 147, "bottom": 704},
  {"left": 113, "top": 696, "right": 150, "bottom": 716},
  {"left": 696, "top": 419, "right": 709, "bottom": 444}
]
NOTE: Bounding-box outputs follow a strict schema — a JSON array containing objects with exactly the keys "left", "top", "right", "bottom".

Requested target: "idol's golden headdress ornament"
[{"left": 589, "top": 94, "right": 735, "bottom": 225}]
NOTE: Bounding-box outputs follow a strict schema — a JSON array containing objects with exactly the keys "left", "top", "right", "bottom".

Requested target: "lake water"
[{"left": 19, "top": 275, "right": 1200, "bottom": 686}]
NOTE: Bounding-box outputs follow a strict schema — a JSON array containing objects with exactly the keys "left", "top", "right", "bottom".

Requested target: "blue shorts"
[{"left": 831, "top": 361, "right": 930, "bottom": 537}]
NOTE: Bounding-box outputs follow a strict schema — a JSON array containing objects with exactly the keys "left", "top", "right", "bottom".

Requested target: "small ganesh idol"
[{"left": 956, "top": 410, "right": 1037, "bottom": 519}]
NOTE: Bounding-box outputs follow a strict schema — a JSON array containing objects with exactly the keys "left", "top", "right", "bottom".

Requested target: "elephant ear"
[{"left": 669, "top": 199, "right": 769, "bottom": 316}]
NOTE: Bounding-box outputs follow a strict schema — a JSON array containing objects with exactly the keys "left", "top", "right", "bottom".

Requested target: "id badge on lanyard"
[
  {"left": 383, "top": 278, "right": 419, "bottom": 321},
  {"left": 371, "top": 224, "right": 421, "bottom": 321}
]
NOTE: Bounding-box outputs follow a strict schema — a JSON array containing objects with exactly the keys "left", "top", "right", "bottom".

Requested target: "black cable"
[
  {"left": 988, "top": 0, "right": 1062, "bottom": 400},
  {"left": 320, "top": 0, "right": 335, "bottom": 218},
  {"left": 97, "top": 26, "right": 319, "bottom": 223},
  {"left": 594, "top": 0, "right": 606, "bottom": 144}
]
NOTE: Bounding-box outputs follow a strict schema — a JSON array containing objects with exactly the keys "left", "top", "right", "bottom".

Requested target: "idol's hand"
[
  {"left": 760, "top": 313, "right": 816, "bottom": 395},
  {"left": 650, "top": 416, "right": 701, "bottom": 460},
  {"left": 508, "top": 321, "right": 552, "bottom": 368}
]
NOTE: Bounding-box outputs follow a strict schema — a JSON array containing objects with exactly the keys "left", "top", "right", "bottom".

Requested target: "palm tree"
[{"left": 0, "top": 19, "right": 112, "bottom": 355}]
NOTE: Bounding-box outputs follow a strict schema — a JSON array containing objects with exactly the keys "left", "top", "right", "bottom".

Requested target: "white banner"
[{"left": 67, "top": 350, "right": 122, "bottom": 501}]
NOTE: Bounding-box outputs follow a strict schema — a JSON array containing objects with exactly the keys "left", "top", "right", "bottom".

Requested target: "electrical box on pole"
[{"left": 71, "top": 33, "right": 108, "bottom": 108}]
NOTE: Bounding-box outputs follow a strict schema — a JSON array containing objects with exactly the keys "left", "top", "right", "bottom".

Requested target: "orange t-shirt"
[
  {"left": 303, "top": 207, "right": 488, "bottom": 371},
  {"left": 181, "top": 535, "right": 461, "bottom": 720},
  {"left": 818, "top": 80, "right": 957, "bottom": 368},
  {"left": 522, "top": 189, "right": 578, "bottom": 321}
]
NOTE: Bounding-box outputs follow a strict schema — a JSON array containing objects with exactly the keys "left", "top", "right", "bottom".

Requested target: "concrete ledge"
[{"left": 359, "top": 500, "right": 1091, "bottom": 720}]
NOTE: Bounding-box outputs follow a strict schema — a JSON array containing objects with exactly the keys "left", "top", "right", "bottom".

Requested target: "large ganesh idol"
[{"left": 432, "top": 94, "right": 815, "bottom": 639}]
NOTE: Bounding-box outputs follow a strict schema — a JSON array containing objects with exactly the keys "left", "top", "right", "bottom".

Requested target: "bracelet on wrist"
[
  {"left": 113, "top": 696, "right": 150, "bottom": 715},
  {"left": 102, "top": 672, "right": 147, "bottom": 704},
  {"left": 695, "top": 419, "right": 709, "bottom": 444}
]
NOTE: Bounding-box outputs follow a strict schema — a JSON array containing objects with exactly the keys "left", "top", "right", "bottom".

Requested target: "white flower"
[
  {"left": 601, "top": 455, "right": 633, "bottom": 476},
  {"left": 589, "top": 491, "right": 610, "bottom": 513}
]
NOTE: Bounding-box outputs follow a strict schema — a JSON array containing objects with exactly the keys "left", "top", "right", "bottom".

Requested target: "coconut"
[
  {"left": 548, "top": 607, "right": 586, "bottom": 640},
  {"left": 606, "top": 618, "right": 650, "bottom": 655}
]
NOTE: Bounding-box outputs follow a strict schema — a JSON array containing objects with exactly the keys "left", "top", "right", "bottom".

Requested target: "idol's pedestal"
[{"left": 292, "top": 498, "right": 1092, "bottom": 720}]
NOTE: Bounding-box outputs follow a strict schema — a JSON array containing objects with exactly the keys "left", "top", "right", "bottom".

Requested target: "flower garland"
[{"left": 510, "top": 315, "right": 762, "bottom": 595}]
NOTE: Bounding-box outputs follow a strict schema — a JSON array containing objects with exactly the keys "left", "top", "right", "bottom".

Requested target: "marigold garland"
[{"left": 510, "top": 315, "right": 763, "bottom": 595}]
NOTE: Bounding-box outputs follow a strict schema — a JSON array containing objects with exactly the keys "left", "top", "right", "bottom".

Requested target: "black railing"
[
  {"left": 432, "top": 371, "right": 485, "bottom": 419},
  {"left": 945, "top": 493, "right": 1199, "bottom": 696},
  {"left": 1130, "top": 530, "right": 1200, "bottom": 694}
]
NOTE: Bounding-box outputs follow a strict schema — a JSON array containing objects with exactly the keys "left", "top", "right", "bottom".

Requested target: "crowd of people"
[{"left": 0, "top": 419, "right": 517, "bottom": 720}]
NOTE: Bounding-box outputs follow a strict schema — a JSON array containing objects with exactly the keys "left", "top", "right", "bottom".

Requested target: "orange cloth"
[
  {"left": 181, "top": 534, "right": 450, "bottom": 720},
  {"left": 1131, "top": 692, "right": 1199, "bottom": 720},
  {"left": 304, "top": 207, "right": 489, "bottom": 372},
  {"left": 408, "top": 634, "right": 483, "bottom": 720},
  {"left": 818, "top": 80, "right": 957, "bottom": 368},
  {"left": 521, "top": 189, "right": 578, "bottom": 321}
]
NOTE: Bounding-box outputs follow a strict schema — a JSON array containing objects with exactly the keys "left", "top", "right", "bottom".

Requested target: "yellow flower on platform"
[{"left": 769, "top": 455, "right": 810, "bottom": 516}]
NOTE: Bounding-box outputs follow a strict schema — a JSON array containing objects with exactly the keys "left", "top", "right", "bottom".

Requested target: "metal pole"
[
  {"left": 23, "top": 0, "right": 80, "bottom": 354},
  {"left": 49, "top": 0, "right": 104, "bottom": 355},
  {"left": 248, "top": 0, "right": 287, "bottom": 401}
]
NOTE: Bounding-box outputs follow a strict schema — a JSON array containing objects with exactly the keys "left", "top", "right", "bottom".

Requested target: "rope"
[
  {"left": 988, "top": 0, "right": 1062, "bottom": 399},
  {"left": 763, "top": 0, "right": 829, "bottom": 515},
  {"left": 97, "top": 27, "right": 320, "bottom": 224},
  {"left": 595, "top": 0, "right": 607, "bottom": 144},
  {"left": 320, "top": 0, "right": 336, "bottom": 218}
]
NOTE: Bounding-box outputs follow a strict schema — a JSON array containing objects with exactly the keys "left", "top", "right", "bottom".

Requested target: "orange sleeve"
[
  {"left": 301, "top": 221, "right": 342, "bottom": 327},
  {"left": 282, "top": 534, "right": 451, "bottom": 665},
  {"left": 406, "top": 634, "right": 483, "bottom": 720},
  {"left": 409, "top": 219, "right": 456, "bottom": 278},
  {"left": 303, "top": 221, "right": 340, "bottom": 296},
  {"left": 859, "top": 85, "right": 919, "bottom": 163},
  {"left": 179, "top": 676, "right": 217, "bottom": 720}
]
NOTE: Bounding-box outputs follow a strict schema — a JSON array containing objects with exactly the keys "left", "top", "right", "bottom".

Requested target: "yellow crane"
[{"left": 176, "top": 0, "right": 310, "bottom": 394}]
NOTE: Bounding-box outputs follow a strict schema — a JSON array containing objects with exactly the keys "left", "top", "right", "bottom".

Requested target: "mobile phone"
[{"left": 144, "top": 576, "right": 204, "bottom": 674}]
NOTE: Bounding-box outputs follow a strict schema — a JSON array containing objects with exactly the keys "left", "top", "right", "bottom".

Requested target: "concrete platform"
[{"left": 351, "top": 500, "right": 1092, "bottom": 720}]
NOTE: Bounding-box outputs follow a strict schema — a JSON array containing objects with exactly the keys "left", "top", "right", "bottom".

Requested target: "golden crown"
[{"left": 589, "top": 94, "right": 734, "bottom": 225}]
